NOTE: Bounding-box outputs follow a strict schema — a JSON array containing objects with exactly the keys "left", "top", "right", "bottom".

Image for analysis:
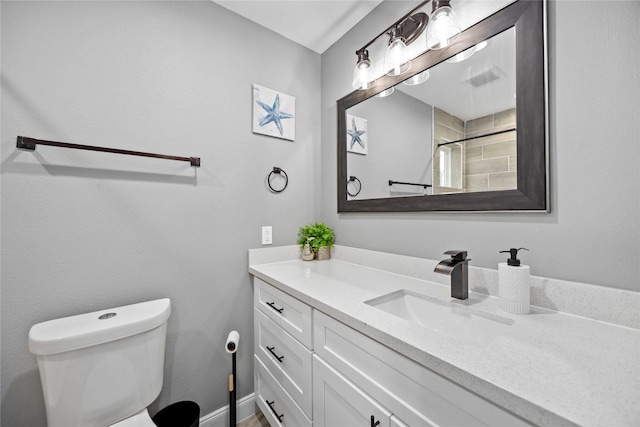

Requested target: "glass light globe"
[
  {"left": 426, "top": 5, "right": 461, "bottom": 50},
  {"left": 352, "top": 58, "right": 372, "bottom": 90},
  {"left": 384, "top": 36, "right": 411, "bottom": 76}
]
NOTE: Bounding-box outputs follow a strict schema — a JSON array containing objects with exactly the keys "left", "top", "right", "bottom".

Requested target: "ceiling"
[
  {"left": 211, "top": 0, "right": 384, "bottom": 54},
  {"left": 398, "top": 27, "right": 516, "bottom": 121}
]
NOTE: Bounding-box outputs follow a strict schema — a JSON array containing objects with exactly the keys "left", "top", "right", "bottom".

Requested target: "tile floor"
[{"left": 237, "top": 409, "right": 268, "bottom": 427}]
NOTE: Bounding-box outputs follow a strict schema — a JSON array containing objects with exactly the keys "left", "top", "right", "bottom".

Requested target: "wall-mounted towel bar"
[
  {"left": 16, "top": 136, "right": 201, "bottom": 167},
  {"left": 388, "top": 180, "right": 432, "bottom": 189},
  {"left": 437, "top": 128, "right": 516, "bottom": 147}
]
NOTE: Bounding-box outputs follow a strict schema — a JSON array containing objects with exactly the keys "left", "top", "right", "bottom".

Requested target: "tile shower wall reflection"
[
  {"left": 433, "top": 107, "right": 516, "bottom": 193},
  {"left": 433, "top": 107, "right": 465, "bottom": 194}
]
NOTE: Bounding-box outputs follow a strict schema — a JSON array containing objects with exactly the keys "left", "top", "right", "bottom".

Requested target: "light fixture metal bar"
[{"left": 356, "top": 0, "right": 430, "bottom": 54}]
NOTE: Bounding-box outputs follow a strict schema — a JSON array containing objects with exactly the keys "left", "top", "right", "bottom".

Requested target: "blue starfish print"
[
  {"left": 347, "top": 118, "right": 366, "bottom": 149},
  {"left": 256, "top": 94, "right": 293, "bottom": 136}
]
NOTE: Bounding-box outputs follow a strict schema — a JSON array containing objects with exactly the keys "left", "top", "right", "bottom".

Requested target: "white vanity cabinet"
[
  {"left": 253, "top": 277, "right": 530, "bottom": 427},
  {"left": 250, "top": 249, "right": 640, "bottom": 427},
  {"left": 253, "top": 278, "right": 313, "bottom": 426},
  {"left": 314, "top": 311, "right": 531, "bottom": 427}
]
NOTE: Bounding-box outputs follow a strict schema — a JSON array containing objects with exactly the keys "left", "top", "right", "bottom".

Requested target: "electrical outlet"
[{"left": 261, "top": 226, "right": 272, "bottom": 245}]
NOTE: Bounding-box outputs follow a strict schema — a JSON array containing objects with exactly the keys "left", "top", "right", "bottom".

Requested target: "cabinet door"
[
  {"left": 315, "top": 310, "right": 530, "bottom": 427},
  {"left": 313, "top": 355, "right": 391, "bottom": 427}
]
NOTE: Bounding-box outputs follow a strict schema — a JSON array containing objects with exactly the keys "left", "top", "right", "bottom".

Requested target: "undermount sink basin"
[{"left": 365, "top": 290, "right": 514, "bottom": 347}]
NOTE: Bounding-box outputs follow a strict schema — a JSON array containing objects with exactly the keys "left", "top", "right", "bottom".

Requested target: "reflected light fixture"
[
  {"left": 403, "top": 69, "right": 430, "bottom": 86},
  {"left": 377, "top": 87, "right": 395, "bottom": 97},
  {"left": 426, "top": 0, "right": 461, "bottom": 49},
  {"left": 446, "top": 40, "right": 489, "bottom": 63},
  {"left": 446, "top": 45, "right": 476, "bottom": 63}
]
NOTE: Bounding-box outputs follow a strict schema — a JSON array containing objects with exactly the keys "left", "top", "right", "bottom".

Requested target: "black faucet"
[{"left": 434, "top": 250, "right": 470, "bottom": 300}]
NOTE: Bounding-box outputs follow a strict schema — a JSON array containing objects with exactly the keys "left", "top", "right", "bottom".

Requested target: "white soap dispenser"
[{"left": 498, "top": 248, "right": 530, "bottom": 315}]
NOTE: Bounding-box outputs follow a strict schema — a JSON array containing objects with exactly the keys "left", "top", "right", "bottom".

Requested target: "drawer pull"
[
  {"left": 266, "top": 399, "right": 284, "bottom": 422},
  {"left": 266, "top": 301, "right": 284, "bottom": 313},
  {"left": 370, "top": 415, "right": 380, "bottom": 427},
  {"left": 266, "top": 346, "right": 285, "bottom": 363}
]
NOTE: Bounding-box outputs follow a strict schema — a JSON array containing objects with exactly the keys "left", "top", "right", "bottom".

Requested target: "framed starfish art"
[
  {"left": 252, "top": 84, "right": 295, "bottom": 141},
  {"left": 346, "top": 114, "right": 367, "bottom": 155}
]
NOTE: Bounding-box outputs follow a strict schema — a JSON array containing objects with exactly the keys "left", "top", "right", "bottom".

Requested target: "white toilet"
[{"left": 28, "top": 298, "right": 171, "bottom": 427}]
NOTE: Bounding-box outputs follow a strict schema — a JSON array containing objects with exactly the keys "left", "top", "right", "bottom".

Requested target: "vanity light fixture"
[
  {"left": 352, "top": 49, "right": 372, "bottom": 90},
  {"left": 383, "top": 26, "right": 411, "bottom": 76},
  {"left": 426, "top": 0, "right": 461, "bottom": 50},
  {"left": 351, "top": 1, "right": 428, "bottom": 90},
  {"left": 351, "top": 0, "right": 462, "bottom": 90}
]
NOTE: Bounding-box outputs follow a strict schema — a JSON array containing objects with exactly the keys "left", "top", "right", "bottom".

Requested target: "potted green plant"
[{"left": 297, "top": 222, "right": 335, "bottom": 260}]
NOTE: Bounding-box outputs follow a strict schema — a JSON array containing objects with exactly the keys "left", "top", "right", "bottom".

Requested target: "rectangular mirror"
[{"left": 338, "top": 0, "right": 547, "bottom": 212}]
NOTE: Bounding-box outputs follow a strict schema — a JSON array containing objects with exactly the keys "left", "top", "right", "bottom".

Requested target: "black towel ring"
[
  {"left": 346, "top": 176, "right": 361, "bottom": 197},
  {"left": 268, "top": 167, "right": 288, "bottom": 193}
]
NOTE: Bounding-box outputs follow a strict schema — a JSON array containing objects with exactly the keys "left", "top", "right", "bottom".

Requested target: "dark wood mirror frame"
[{"left": 337, "top": 0, "right": 547, "bottom": 212}]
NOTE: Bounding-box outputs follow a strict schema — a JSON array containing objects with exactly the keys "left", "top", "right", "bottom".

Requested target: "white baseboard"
[{"left": 199, "top": 393, "right": 256, "bottom": 427}]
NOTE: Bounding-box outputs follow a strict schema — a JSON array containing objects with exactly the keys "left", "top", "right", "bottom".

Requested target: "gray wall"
[
  {"left": 348, "top": 91, "right": 433, "bottom": 199},
  {"left": 1, "top": 1, "right": 319, "bottom": 425},
  {"left": 321, "top": 0, "right": 640, "bottom": 292}
]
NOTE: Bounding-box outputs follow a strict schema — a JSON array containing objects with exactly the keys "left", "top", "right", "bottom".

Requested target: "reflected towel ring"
[
  {"left": 347, "top": 176, "right": 361, "bottom": 197},
  {"left": 268, "top": 167, "right": 288, "bottom": 193}
]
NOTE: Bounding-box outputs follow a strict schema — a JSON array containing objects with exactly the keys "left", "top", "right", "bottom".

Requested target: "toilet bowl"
[{"left": 28, "top": 298, "right": 171, "bottom": 427}]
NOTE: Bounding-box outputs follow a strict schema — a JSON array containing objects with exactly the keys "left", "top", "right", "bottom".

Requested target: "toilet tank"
[{"left": 28, "top": 298, "right": 171, "bottom": 427}]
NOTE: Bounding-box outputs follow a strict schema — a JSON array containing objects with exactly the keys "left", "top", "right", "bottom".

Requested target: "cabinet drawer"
[
  {"left": 313, "top": 355, "right": 391, "bottom": 427},
  {"left": 314, "top": 311, "right": 530, "bottom": 427},
  {"left": 254, "top": 307, "right": 312, "bottom": 418},
  {"left": 254, "top": 278, "right": 312, "bottom": 349},
  {"left": 255, "top": 355, "right": 312, "bottom": 427}
]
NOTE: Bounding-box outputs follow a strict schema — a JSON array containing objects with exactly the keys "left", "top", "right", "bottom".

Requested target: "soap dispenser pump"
[
  {"left": 501, "top": 247, "right": 527, "bottom": 266},
  {"left": 498, "top": 248, "right": 530, "bottom": 314}
]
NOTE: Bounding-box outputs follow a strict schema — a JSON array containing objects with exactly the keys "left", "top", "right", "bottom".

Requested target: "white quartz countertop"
[{"left": 249, "top": 258, "right": 640, "bottom": 427}]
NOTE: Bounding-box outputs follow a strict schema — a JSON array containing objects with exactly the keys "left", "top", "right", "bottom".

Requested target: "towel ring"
[
  {"left": 268, "top": 167, "right": 288, "bottom": 193},
  {"left": 346, "top": 176, "right": 361, "bottom": 197}
]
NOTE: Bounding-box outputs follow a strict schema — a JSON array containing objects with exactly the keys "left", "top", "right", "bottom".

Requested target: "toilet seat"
[{"left": 109, "top": 408, "right": 156, "bottom": 427}]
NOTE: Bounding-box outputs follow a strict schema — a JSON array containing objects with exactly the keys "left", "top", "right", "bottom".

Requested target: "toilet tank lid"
[{"left": 29, "top": 298, "right": 171, "bottom": 356}]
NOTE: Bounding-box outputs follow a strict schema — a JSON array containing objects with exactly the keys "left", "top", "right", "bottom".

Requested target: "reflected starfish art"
[
  {"left": 347, "top": 118, "right": 366, "bottom": 149},
  {"left": 256, "top": 94, "right": 293, "bottom": 136}
]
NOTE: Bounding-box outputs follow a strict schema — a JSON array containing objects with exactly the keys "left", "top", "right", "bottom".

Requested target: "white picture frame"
[
  {"left": 346, "top": 114, "right": 367, "bottom": 155},
  {"left": 252, "top": 84, "right": 295, "bottom": 141}
]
